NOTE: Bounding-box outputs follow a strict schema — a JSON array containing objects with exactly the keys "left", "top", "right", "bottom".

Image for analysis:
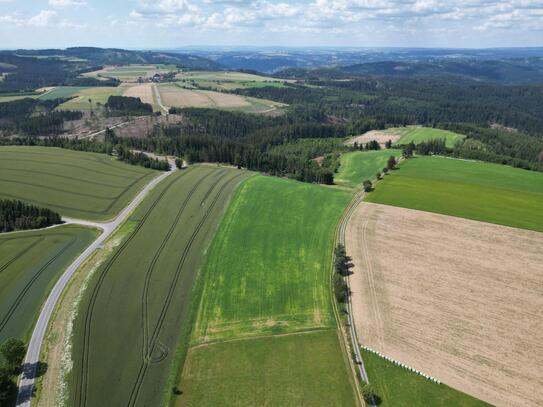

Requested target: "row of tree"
[
  {"left": 0, "top": 339, "right": 26, "bottom": 404},
  {"left": 0, "top": 200, "right": 62, "bottom": 233}
]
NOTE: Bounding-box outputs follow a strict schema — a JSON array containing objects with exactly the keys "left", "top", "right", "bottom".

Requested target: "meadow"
[
  {"left": 68, "top": 166, "right": 251, "bottom": 407},
  {"left": 0, "top": 226, "right": 98, "bottom": 347},
  {"left": 56, "top": 86, "right": 126, "bottom": 111},
  {"left": 175, "top": 176, "right": 359, "bottom": 406},
  {"left": 366, "top": 156, "right": 543, "bottom": 231},
  {"left": 0, "top": 146, "right": 157, "bottom": 221},
  {"left": 82, "top": 64, "right": 177, "bottom": 82},
  {"left": 179, "top": 331, "right": 357, "bottom": 407},
  {"left": 386, "top": 126, "right": 465, "bottom": 148},
  {"left": 361, "top": 349, "right": 490, "bottom": 406},
  {"left": 175, "top": 70, "right": 292, "bottom": 90},
  {"left": 335, "top": 149, "right": 402, "bottom": 188}
]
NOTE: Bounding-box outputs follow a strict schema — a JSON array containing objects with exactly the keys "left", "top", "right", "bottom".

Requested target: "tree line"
[{"left": 0, "top": 200, "right": 62, "bottom": 233}]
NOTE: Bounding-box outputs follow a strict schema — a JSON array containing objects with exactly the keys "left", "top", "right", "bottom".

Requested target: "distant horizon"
[{"left": 1, "top": 1, "right": 542, "bottom": 49}]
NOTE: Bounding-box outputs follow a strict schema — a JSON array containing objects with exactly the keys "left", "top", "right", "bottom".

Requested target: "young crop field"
[
  {"left": 346, "top": 202, "right": 543, "bottom": 406},
  {"left": 361, "top": 349, "right": 490, "bottom": 406},
  {"left": 366, "top": 156, "right": 543, "bottom": 231},
  {"left": 82, "top": 65, "right": 177, "bottom": 82},
  {"left": 335, "top": 149, "right": 402, "bottom": 188},
  {"left": 56, "top": 85, "right": 127, "bottom": 111},
  {"left": 175, "top": 176, "right": 359, "bottom": 406},
  {"left": 67, "top": 166, "right": 251, "bottom": 407},
  {"left": 37, "top": 86, "right": 88, "bottom": 101},
  {"left": 0, "top": 146, "right": 157, "bottom": 220},
  {"left": 386, "top": 126, "right": 465, "bottom": 148},
  {"left": 175, "top": 70, "right": 292, "bottom": 90},
  {"left": 0, "top": 225, "right": 98, "bottom": 347},
  {"left": 179, "top": 330, "right": 357, "bottom": 407}
]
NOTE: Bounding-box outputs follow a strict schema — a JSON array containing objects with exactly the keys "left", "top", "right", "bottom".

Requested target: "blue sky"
[{"left": 0, "top": 0, "right": 542, "bottom": 49}]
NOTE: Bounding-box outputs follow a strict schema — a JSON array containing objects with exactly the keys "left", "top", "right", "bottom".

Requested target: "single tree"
[
  {"left": 376, "top": 171, "right": 381, "bottom": 180},
  {"left": 363, "top": 179, "right": 373, "bottom": 192},
  {"left": 0, "top": 368, "right": 15, "bottom": 404},
  {"left": 402, "top": 142, "right": 414, "bottom": 159},
  {"left": 385, "top": 139, "right": 392, "bottom": 149},
  {"left": 382, "top": 167, "right": 389, "bottom": 175},
  {"left": 387, "top": 156, "right": 397, "bottom": 170},
  {"left": 362, "top": 383, "right": 379, "bottom": 405}
]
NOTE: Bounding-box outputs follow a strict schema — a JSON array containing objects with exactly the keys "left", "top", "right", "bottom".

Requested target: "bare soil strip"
[
  {"left": 346, "top": 202, "right": 543, "bottom": 407},
  {"left": 346, "top": 130, "right": 401, "bottom": 147}
]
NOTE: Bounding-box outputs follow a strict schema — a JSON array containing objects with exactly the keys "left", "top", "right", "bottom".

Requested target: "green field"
[
  {"left": 37, "top": 86, "right": 87, "bottom": 101},
  {"left": 175, "top": 70, "right": 291, "bottom": 90},
  {"left": 336, "top": 149, "right": 402, "bottom": 188},
  {"left": 56, "top": 86, "right": 125, "bottom": 110},
  {"left": 193, "top": 176, "right": 353, "bottom": 342},
  {"left": 366, "top": 156, "right": 543, "bottom": 231},
  {"left": 82, "top": 64, "right": 177, "bottom": 81},
  {"left": 68, "top": 166, "right": 251, "bottom": 407},
  {"left": 387, "top": 127, "right": 465, "bottom": 148},
  {"left": 176, "top": 176, "right": 358, "bottom": 406},
  {"left": 0, "top": 146, "right": 157, "bottom": 220},
  {"left": 179, "top": 331, "right": 357, "bottom": 407},
  {"left": 0, "top": 225, "right": 98, "bottom": 348},
  {"left": 362, "top": 350, "right": 490, "bottom": 406}
]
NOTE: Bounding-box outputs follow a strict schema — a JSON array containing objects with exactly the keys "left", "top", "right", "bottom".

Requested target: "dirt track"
[{"left": 346, "top": 202, "right": 543, "bottom": 407}]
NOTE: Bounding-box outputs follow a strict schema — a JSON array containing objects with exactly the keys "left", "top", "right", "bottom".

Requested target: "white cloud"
[
  {"left": 28, "top": 10, "right": 57, "bottom": 27},
  {"left": 48, "top": 0, "right": 87, "bottom": 6}
]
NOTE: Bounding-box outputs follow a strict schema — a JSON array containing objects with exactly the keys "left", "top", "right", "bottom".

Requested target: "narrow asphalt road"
[{"left": 16, "top": 167, "right": 175, "bottom": 407}]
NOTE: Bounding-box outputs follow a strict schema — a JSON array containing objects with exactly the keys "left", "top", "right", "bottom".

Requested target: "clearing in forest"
[
  {"left": 0, "top": 146, "right": 157, "bottom": 221},
  {"left": 335, "top": 149, "right": 402, "bottom": 188},
  {"left": 366, "top": 155, "right": 543, "bottom": 231},
  {"left": 176, "top": 176, "right": 359, "bottom": 406},
  {"left": 387, "top": 126, "right": 465, "bottom": 148},
  {"left": 346, "top": 202, "right": 543, "bottom": 406}
]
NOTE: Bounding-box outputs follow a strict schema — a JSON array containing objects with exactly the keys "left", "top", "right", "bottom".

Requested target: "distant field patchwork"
[
  {"left": 366, "top": 156, "right": 543, "bottom": 231},
  {"left": 0, "top": 146, "right": 157, "bottom": 221},
  {"left": 0, "top": 225, "right": 98, "bottom": 347}
]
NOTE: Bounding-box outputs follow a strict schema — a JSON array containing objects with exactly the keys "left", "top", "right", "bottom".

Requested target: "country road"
[
  {"left": 153, "top": 83, "right": 169, "bottom": 115},
  {"left": 15, "top": 167, "right": 176, "bottom": 407}
]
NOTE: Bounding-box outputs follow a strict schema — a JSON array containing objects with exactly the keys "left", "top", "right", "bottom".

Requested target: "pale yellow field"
[
  {"left": 122, "top": 83, "right": 155, "bottom": 106},
  {"left": 346, "top": 202, "right": 543, "bottom": 407},
  {"left": 347, "top": 130, "right": 401, "bottom": 147},
  {"left": 158, "top": 85, "right": 250, "bottom": 108}
]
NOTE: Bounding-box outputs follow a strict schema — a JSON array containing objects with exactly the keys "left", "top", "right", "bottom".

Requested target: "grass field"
[
  {"left": 193, "top": 176, "right": 353, "bottom": 342},
  {"left": 0, "top": 225, "right": 98, "bottom": 348},
  {"left": 175, "top": 176, "right": 358, "bottom": 406},
  {"left": 56, "top": 85, "right": 126, "bottom": 111},
  {"left": 335, "top": 149, "right": 402, "bottom": 188},
  {"left": 175, "top": 70, "right": 291, "bottom": 90},
  {"left": 179, "top": 331, "right": 357, "bottom": 407},
  {"left": 82, "top": 64, "right": 177, "bottom": 82},
  {"left": 386, "top": 126, "right": 465, "bottom": 148},
  {"left": 361, "top": 349, "right": 490, "bottom": 406},
  {"left": 68, "top": 166, "right": 251, "bottom": 407},
  {"left": 37, "top": 87, "right": 88, "bottom": 101},
  {"left": 366, "top": 156, "right": 543, "bottom": 231},
  {"left": 0, "top": 146, "right": 157, "bottom": 221},
  {"left": 347, "top": 203, "right": 543, "bottom": 406}
]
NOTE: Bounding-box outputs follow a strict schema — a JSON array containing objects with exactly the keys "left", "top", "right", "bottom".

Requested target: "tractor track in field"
[
  {"left": 127, "top": 172, "right": 246, "bottom": 407},
  {"left": 0, "top": 234, "right": 77, "bottom": 335},
  {"left": 141, "top": 170, "right": 223, "bottom": 363},
  {"left": 0, "top": 236, "right": 44, "bottom": 274},
  {"left": 74, "top": 168, "right": 193, "bottom": 407}
]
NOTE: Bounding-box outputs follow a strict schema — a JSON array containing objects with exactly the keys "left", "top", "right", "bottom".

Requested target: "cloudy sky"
[{"left": 0, "top": 0, "right": 542, "bottom": 49}]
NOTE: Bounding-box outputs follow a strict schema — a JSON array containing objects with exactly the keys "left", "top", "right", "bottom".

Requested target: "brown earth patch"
[
  {"left": 346, "top": 202, "right": 543, "bottom": 407},
  {"left": 347, "top": 130, "right": 401, "bottom": 147}
]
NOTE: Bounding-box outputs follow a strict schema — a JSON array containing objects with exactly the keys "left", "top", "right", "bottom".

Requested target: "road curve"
[{"left": 16, "top": 167, "right": 175, "bottom": 407}]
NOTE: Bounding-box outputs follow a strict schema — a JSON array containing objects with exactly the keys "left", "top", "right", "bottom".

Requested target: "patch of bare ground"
[
  {"left": 122, "top": 83, "right": 155, "bottom": 106},
  {"left": 346, "top": 202, "right": 543, "bottom": 407},
  {"left": 347, "top": 130, "right": 401, "bottom": 147}
]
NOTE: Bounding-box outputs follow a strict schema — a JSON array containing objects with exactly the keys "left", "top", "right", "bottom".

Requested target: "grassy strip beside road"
[
  {"left": 366, "top": 156, "right": 543, "bottom": 232},
  {"left": 0, "top": 146, "right": 157, "bottom": 221},
  {"left": 362, "top": 349, "right": 490, "bottom": 406}
]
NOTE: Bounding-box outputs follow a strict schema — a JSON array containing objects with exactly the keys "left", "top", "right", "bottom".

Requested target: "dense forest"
[
  {"left": 0, "top": 200, "right": 62, "bottom": 232},
  {"left": 106, "top": 96, "right": 154, "bottom": 117},
  {"left": 0, "top": 98, "right": 82, "bottom": 136}
]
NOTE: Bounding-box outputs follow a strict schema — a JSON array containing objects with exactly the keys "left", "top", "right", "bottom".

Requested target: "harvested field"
[
  {"left": 347, "top": 130, "right": 401, "bottom": 147},
  {"left": 158, "top": 85, "right": 249, "bottom": 108},
  {"left": 122, "top": 83, "right": 156, "bottom": 107},
  {"left": 346, "top": 202, "right": 543, "bottom": 407}
]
